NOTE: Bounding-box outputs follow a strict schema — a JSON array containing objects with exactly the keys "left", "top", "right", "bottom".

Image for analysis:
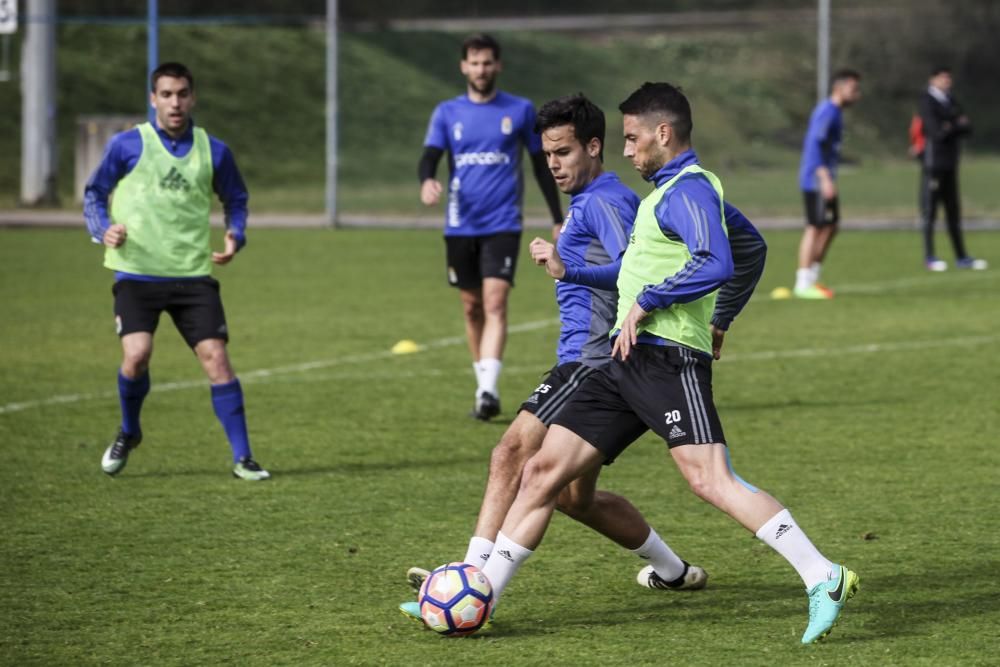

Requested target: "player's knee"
[
  {"left": 492, "top": 431, "right": 533, "bottom": 471},
  {"left": 482, "top": 298, "right": 507, "bottom": 320},
  {"left": 555, "top": 486, "right": 593, "bottom": 519},
  {"left": 681, "top": 467, "right": 724, "bottom": 505},
  {"left": 197, "top": 344, "right": 233, "bottom": 382},
  {"left": 463, "top": 300, "right": 484, "bottom": 322},
  {"left": 518, "top": 454, "right": 561, "bottom": 501},
  {"left": 121, "top": 351, "right": 151, "bottom": 376}
]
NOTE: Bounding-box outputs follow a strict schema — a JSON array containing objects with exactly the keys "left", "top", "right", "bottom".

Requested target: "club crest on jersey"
[
  {"left": 501, "top": 116, "right": 513, "bottom": 135},
  {"left": 453, "top": 122, "right": 463, "bottom": 141}
]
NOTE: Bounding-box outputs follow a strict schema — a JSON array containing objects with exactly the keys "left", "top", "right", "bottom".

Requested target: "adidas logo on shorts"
[{"left": 668, "top": 424, "right": 687, "bottom": 440}]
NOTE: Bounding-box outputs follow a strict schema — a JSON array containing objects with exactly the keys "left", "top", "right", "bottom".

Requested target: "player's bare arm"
[
  {"left": 611, "top": 301, "right": 648, "bottom": 362},
  {"left": 710, "top": 324, "right": 725, "bottom": 360},
  {"left": 420, "top": 178, "right": 443, "bottom": 206},
  {"left": 528, "top": 237, "right": 566, "bottom": 279},
  {"left": 103, "top": 223, "right": 127, "bottom": 248},
  {"left": 816, "top": 166, "right": 836, "bottom": 200},
  {"left": 212, "top": 231, "right": 239, "bottom": 265}
]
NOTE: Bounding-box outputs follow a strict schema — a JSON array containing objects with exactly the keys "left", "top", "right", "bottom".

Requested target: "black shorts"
[
  {"left": 803, "top": 191, "right": 840, "bottom": 227},
  {"left": 112, "top": 278, "right": 229, "bottom": 348},
  {"left": 553, "top": 345, "right": 726, "bottom": 463},
  {"left": 519, "top": 362, "right": 601, "bottom": 426},
  {"left": 444, "top": 233, "right": 521, "bottom": 289}
]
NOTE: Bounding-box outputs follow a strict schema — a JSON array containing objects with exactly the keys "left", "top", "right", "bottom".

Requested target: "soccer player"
[
  {"left": 918, "top": 66, "right": 986, "bottom": 271},
  {"left": 83, "top": 62, "right": 269, "bottom": 481},
  {"left": 400, "top": 94, "right": 767, "bottom": 622},
  {"left": 480, "top": 83, "right": 859, "bottom": 645},
  {"left": 419, "top": 33, "right": 563, "bottom": 420},
  {"left": 793, "top": 69, "right": 861, "bottom": 299}
]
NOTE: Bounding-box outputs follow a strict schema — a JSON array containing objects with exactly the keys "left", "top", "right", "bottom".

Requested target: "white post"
[
  {"left": 326, "top": 0, "right": 339, "bottom": 226},
  {"left": 817, "top": 0, "right": 830, "bottom": 103},
  {"left": 21, "top": 0, "right": 58, "bottom": 205}
]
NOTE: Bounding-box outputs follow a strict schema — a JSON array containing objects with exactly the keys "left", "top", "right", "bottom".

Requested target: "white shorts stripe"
[
  {"left": 533, "top": 364, "right": 597, "bottom": 424},
  {"left": 680, "top": 348, "right": 712, "bottom": 443},
  {"left": 678, "top": 350, "right": 706, "bottom": 443}
]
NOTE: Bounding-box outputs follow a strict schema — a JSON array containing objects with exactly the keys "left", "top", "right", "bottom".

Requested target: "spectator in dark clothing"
[{"left": 919, "top": 66, "right": 987, "bottom": 271}]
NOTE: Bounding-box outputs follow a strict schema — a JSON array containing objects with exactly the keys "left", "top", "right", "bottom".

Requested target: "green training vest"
[
  {"left": 615, "top": 164, "right": 727, "bottom": 354},
  {"left": 105, "top": 122, "right": 214, "bottom": 277}
]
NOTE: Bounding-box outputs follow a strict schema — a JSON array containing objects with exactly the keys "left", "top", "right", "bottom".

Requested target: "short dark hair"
[
  {"left": 831, "top": 68, "right": 861, "bottom": 88},
  {"left": 535, "top": 94, "right": 606, "bottom": 161},
  {"left": 618, "top": 82, "right": 693, "bottom": 143},
  {"left": 461, "top": 33, "right": 501, "bottom": 60},
  {"left": 930, "top": 65, "right": 951, "bottom": 77},
  {"left": 151, "top": 62, "right": 194, "bottom": 92}
]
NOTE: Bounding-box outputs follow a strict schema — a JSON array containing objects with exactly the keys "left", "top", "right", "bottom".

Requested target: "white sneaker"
[
  {"left": 407, "top": 566, "right": 431, "bottom": 592},
  {"left": 232, "top": 457, "right": 271, "bottom": 481},
  {"left": 101, "top": 428, "right": 141, "bottom": 476},
  {"left": 925, "top": 258, "right": 948, "bottom": 272},
  {"left": 637, "top": 562, "right": 708, "bottom": 590},
  {"left": 956, "top": 257, "right": 988, "bottom": 270}
]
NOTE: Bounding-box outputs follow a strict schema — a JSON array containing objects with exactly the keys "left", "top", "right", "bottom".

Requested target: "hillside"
[{"left": 2, "top": 17, "right": 999, "bottom": 217}]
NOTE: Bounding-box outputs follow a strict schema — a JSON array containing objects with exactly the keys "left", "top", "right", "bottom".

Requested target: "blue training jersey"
[
  {"left": 554, "top": 172, "right": 638, "bottom": 367},
  {"left": 798, "top": 99, "right": 843, "bottom": 192},
  {"left": 424, "top": 91, "right": 541, "bottom": 236}
]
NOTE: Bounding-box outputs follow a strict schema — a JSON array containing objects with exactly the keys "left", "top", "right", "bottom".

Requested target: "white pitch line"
[
  {"left": 831, "top": 270, "right": 996, "bottom": 295},
  {"left": 176, "top": 334, "right": 1000, "bottom": 384},
  {"left": 0, "top": 318, "right": 559, "bottom": 416},
  {"left": 720, "top": 334, "right": 997, "bottom": 363},
  {"left": 2, "top": 270, "right": 996, "bottom": 416},
  {"left": 752, "top": 269, "right": 996, "bottom": 301},
  {"left": 4, "top": 330, "right": 992, "bottom": 414}
]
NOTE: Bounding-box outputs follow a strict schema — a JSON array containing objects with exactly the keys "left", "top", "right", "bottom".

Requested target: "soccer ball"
[{"left": 418, "top": 562, "right": 494, "bottom": 636}]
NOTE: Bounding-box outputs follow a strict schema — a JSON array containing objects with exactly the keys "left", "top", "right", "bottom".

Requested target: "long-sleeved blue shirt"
[
  {"left": 713, "top": 203, "right": 767, "bottom": 331},
  {"left": 635, "top": 150, "right": 734, "bottom": 316},
  {"left": 554, "top": 171, "right": 638, "bottom": 367},
  {"left": 83, "top": 120, "right": 248, "bottom": 280}
]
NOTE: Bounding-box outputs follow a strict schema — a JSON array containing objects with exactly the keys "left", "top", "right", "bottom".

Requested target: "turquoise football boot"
[
  {"left": 801, "top": 565, "right": 860, "bottom": 644},
  {"left": 399, "top": 600, "right": 423, "bottom": 623}
]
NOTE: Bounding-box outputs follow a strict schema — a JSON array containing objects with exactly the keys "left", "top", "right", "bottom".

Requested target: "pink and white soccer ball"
[{"left": 417, "top": 562, "right": 494, "bottom": 636}]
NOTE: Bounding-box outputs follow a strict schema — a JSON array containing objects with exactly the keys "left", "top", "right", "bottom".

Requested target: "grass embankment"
[{"left": 2, "top": 25, "right": 999, "bottom": 218}]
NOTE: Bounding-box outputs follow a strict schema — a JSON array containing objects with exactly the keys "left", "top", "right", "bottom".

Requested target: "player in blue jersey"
[
  {"left": 419, "top": 34, "right": 563, "bottom": 420},
  {"left": 481, "top": 83, "right": 858, "bottom": 644},
  {"left": 794, "top": 69, "right": 861, "bottom": 299},
  {"left": 83, "top": 62, "right": 269, "bottom": 481},
  {"left": 400, "top": 94, "right": 767, "bottom": 621}
]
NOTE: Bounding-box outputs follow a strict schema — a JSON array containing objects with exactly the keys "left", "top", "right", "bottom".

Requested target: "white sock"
[
  {"left": 464, "top": 536, "right": 495, "bottom": 570},
  {"left": 810, "top": 261, "right": 822, "bottom": 283},
  {"left": 477, "top": 358, "right": 502, "bottom": 398},
  {"left": 472, "top": 361, "right": 484, "bottom": 390},
  {"left": 795, "top": 268, "right": 814, "bottom": 291},
  {"left": 629, "top": 528, "right": 685, "bottom": 582},
  {"left": 480, "top": 531, "right": 533, "bottom": 603},
  {"left": 755, "top": 509, "right": 834, "bottom": 590}
]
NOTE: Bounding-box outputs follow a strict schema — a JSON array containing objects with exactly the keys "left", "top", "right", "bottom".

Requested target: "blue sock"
[
  {"left": 211, "top": 378, "right": 252, "bottom": 463},
  {"left": 118, "top": 371, "right": 150, "bottom": 436}
]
